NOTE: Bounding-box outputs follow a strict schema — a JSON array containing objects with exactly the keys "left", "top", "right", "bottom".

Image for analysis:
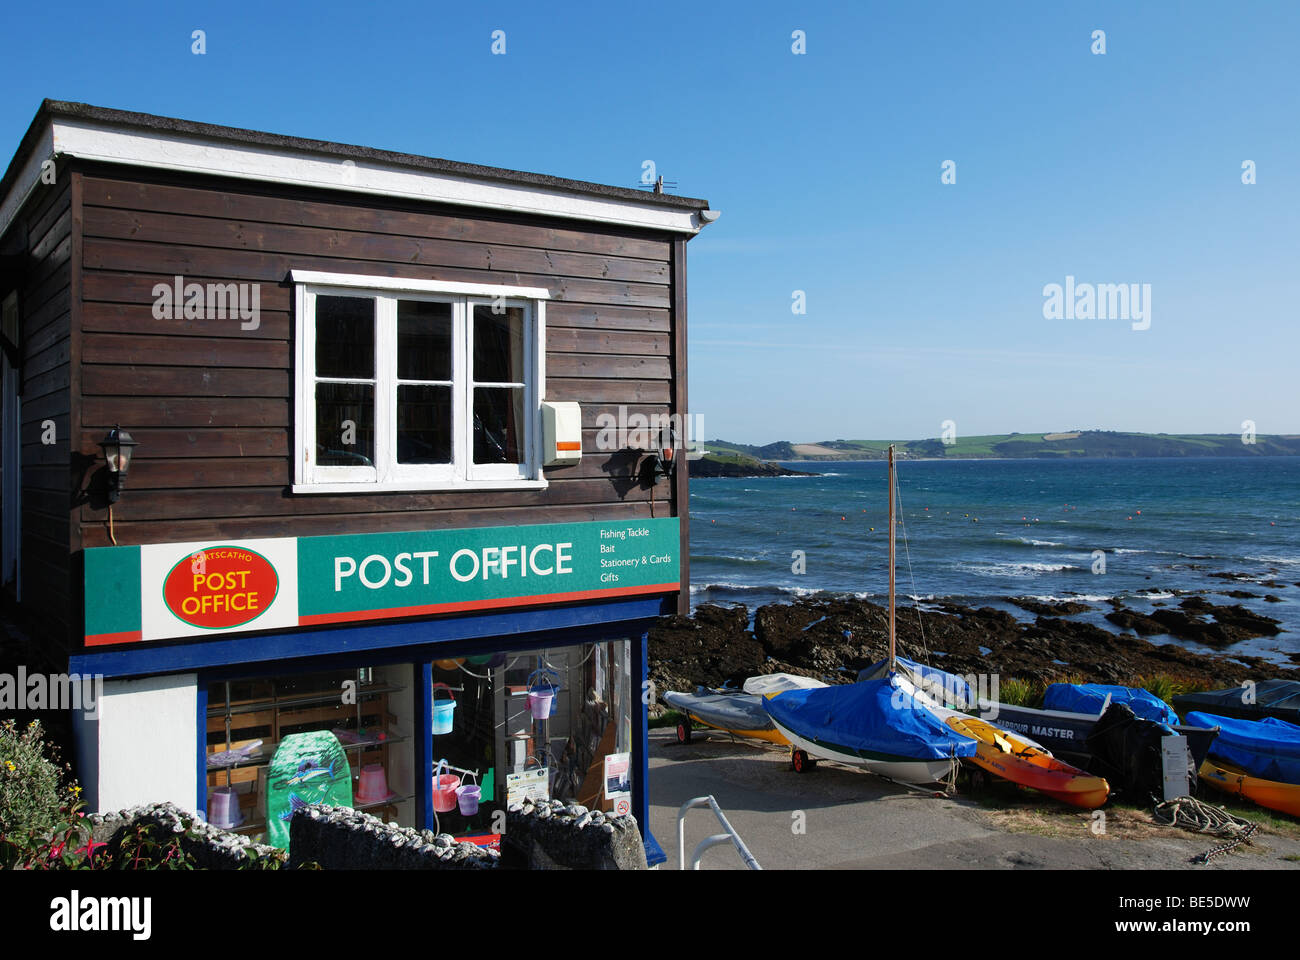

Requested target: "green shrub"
[
  {"left": 997, "top": 678, "right": 1041, "bottom": 708},
  {"left": 1133, "top": 674, "right": 1209, "bottom": 706},
  {"left": 0, "top": 719, "right": 75, "bottom": 838}
]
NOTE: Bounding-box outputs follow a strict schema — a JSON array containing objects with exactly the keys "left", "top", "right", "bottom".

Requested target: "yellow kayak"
[
  {"left": 1199, "top": 758, "right": 1300, "bottom": 817},
  {"left": 945, "top": 715, "right": 1110, "bottom": 809}
]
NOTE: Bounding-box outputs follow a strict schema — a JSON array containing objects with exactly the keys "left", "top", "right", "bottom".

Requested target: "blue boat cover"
[
  {"left": 1043, "top": 684, "right": 1180, "bottom": 725},
  {"left": 1184, "top": 711, "right": 1300, "bottom": 784},
  {"left": 763, "top": 675, "right": 977, "bottom": 760},
  {"left": 857, "top": 657, "right": 974, "bottom": 708}
]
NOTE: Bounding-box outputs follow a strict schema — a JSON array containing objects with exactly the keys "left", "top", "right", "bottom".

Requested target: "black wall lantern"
[
  {"left": 97, "top": 425, "right": 138, "bottom": 503},
  {"left": 648, "top": 422, "right": 678, "bottom": 483}
]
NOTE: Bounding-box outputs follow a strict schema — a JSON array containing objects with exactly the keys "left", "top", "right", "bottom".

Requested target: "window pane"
[
  {"left": 398, "top": 300, "right": 452, "bottom": 381},
  {"left": 473, "top": 387, "right": 524, "bottom": 463},
  {"left": 316, "top": 296, "right": 375, "bottom": 379},
  {"left": 473, "top": 305, "right": 524, "bottom": 383},
  {"left": 316, "top": 382, "right": 374, "bottom": 466},
  {"left": 397, "top": 385, "right": 452, "bottom": 464}
]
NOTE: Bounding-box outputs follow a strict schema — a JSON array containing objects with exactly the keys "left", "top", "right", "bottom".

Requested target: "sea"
[{"left": 689, "top": 457, "right": 1300, "bottom": 666}]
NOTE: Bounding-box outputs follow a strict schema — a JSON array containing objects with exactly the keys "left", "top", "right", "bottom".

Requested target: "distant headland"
[{"left": 700, "top": 430, "right": 1300, "bottom": 466}]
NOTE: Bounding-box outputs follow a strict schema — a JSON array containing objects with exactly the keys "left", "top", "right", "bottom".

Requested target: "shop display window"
[
  {"left": 430, "top": 637, "right": 633, "bottom": 838},
  {"left": 205, "top": 664, "right": 415, "bottom": 837}
]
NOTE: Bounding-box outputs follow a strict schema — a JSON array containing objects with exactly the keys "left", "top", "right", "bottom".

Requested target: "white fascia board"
[
  {"left": 47, "top": 118, "right": 705, "bottom": 235},
  {"left": 289, "top": 270, "right": 551, "bottom": 300},
  {"left": 0, "top": 125, "right": 55, "bottom": 241}
]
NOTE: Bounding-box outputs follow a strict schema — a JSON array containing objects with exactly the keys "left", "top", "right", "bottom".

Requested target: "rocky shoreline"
[{"left": 648, "top": 594, "right": 1297, "bottom": 702}]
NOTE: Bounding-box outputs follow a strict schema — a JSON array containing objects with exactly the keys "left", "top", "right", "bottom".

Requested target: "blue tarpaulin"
[
  {"left": 1043, "top": 683, "right": 1181, "bottom": 725},
  {"left": 1184, "top": 711, "right": 1300, "bottom": 785},
  {"left": 763, "top": 674, "right": 977, "bottom": 760},
  {"left": 857, "top": 656, "right": 974, "bottom": 707}
]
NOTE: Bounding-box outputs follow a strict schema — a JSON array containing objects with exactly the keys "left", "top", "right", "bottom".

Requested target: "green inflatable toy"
[{"left": 265, "top": 731, "right": 352, "bottom": 852}]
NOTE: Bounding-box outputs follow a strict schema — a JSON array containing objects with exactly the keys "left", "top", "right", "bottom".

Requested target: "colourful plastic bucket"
[
  {"left": 433, "top": 759, "right": 461, "bottom": 813},
  {"left": 527, "top": 669, "right": 560, "bottom": 719},
  {"left": 432, "top": 683, "right": 456, "bottom": 735},
  {"left": 528, "top": 691, "right": 553, "bottom": 719},
  {"left": 456, "top": 784, "right": 481, "bottom": 816}
]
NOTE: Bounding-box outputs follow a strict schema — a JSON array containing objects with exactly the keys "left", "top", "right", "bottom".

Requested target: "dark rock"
[
  {"left": 1009, "top": 597, "right": 1093, "bottom": 616},
  {"left": 650, "top": 593, "right": 1297, "bottom": 699}
]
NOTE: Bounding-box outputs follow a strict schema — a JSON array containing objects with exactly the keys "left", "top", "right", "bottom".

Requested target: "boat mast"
[{"left": 888, "top": 443, "right": 896, "bottom": 672}]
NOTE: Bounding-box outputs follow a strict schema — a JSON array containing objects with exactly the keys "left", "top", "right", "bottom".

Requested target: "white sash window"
[{"left": 291, "top": 272, "right": 548, "bottom": 493}]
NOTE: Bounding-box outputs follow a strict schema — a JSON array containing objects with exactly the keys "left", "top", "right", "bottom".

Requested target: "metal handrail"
[{"left": 676, "top": 795, "right": 761, "bottom": 870}]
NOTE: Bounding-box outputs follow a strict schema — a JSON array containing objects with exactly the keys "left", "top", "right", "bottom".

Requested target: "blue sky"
[{"left": 2, "top": 1, "right": 1296, "bottom": 443}]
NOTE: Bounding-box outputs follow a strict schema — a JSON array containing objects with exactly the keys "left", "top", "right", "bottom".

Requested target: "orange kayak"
[
  {"left": 946, "top": 715, "right": 1110, "bottom": 809},
  {"left": 1199, "top": 758, "right": 1300, "bottom": 818}
]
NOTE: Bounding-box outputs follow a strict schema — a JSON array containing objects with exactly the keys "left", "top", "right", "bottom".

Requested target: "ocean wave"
[
  {"left": 996, "top": 534, "right": 1067, "bottom": 547},
  {"left": 1020, "top": 594, "right": 1114, "bottom": 602},
  {"left": 1245, "top": 555, "right": 1299, "bottom": 565},
  {"left": 963, "top": 561, "right": 1084, "bottom": 578},
  {"left": 1112, "top": 548, "right": 1146, "bottom": 554},
  {"left": 695, "top": 553, "right": 764, "bottom": 564},
  {"left": 780, "top": 585, "right": 823, "bottom": 598},
  {"left": 690, "top": 581, "right": 769, "bottom": 595}
]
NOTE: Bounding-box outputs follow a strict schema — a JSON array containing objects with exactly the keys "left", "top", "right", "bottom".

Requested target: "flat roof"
[{"left": 0, "top": 99, "right": 715, "bottom": 239}]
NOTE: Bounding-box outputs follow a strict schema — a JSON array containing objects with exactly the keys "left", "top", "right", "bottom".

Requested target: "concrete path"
[{"left": 646, "top": 730, "right": 1300, "bottom": 870}]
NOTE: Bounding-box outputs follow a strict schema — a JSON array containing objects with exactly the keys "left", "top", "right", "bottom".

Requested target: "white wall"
[{"left": 76, "top": 673, "right": 198, "bottom": 813}]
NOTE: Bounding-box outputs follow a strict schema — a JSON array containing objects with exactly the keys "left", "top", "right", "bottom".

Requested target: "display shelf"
[
  {"left": 207, "top": 666, "right": 415, "bottom": 833},
  {"left": 206, "top": 682, "right": 407, "bottom": 719},
  {"left": 206, "top": 728, "right": 411, "bottom": 772}
]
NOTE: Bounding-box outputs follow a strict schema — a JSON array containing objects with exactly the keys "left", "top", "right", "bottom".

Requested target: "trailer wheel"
[
  {"left": 792, "top": 749, "right": 816, "bottom": 773},
  {"left": 676, "top": 721, "right": 692, "bottom": 744}
]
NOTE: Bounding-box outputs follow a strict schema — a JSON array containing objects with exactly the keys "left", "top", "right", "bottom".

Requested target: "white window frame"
[{"left": 291, "top": 271, "right": 550, "bottom": 494}]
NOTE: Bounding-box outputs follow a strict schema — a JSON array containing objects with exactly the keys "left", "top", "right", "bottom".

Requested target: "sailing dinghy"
[
  {"left": 664, "top": 674, "right": 828, "bottom": 745},
  {"left": 763, "top": 671, "right": 977, "bottom": 781},
  {"left": 760, "top": 445, "right": 977, "bottom": 784},
  {"left": 663, "top": 687, "right": 788, "bottom": 745}
]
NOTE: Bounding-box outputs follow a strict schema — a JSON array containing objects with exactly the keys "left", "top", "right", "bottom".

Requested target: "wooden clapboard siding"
[
  {"left": 7, "top": 170, "right": 74, "bottom": 647},
  {"left": 74, "top": 164, "right": 690, "bottom": 570},
  {"left": 80, "top": 501, "right": 659, "bottom": 549},
  {"left": 82, "top": 175, "right": 672, "bottom": 260}
]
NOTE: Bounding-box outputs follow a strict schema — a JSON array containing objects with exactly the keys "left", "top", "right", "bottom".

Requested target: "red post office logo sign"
[{"left": 162, "top": 546, "right": 279, "bottom": 630}]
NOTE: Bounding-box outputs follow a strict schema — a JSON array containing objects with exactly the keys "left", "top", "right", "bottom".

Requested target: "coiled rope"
[{"left": 1152, "top": 795, "right": 1258, "bottom": 864}]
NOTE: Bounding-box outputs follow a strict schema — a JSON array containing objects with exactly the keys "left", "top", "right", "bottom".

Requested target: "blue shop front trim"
[{"left": 167, "top": 601, "right": 662, "bottom": 848}]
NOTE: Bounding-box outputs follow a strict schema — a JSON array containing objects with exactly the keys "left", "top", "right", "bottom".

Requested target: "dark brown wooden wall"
[
  {"left": 73, "top": 166, "right": 690, "bottom": 567},
  {"left": 12, "top": 170, "right": 73, "bottom": 646}
]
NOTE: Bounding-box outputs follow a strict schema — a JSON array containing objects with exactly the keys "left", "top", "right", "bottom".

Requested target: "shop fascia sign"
[{"left": 84, "top": 518, "right": 679, "bottom": 646}]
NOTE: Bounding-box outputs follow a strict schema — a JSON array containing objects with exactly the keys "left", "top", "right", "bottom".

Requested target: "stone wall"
[
  {"left": 86, "top": 802, "right": 285, "bottom": 869},
  {"left": 83, "top": 799, "right": 646, "bottom": 870},
  {"left": 287, "top": 805, "right": 498, "bottom": 870},
  {"left": 501, "top": 798, "right": 647, "bottom": 870}
]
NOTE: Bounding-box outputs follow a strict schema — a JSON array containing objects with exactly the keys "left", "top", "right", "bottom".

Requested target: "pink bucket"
[
  {"left": 432, "top": 759, "right": 461, "bottom": 813},
  {"left": 528, "top": 690, "right": 553, "bottom": 719}
]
